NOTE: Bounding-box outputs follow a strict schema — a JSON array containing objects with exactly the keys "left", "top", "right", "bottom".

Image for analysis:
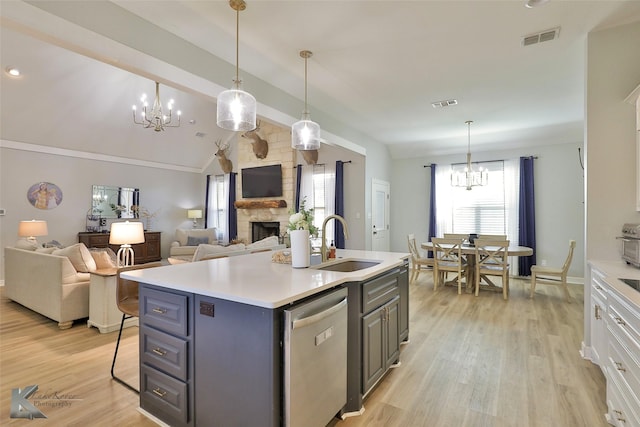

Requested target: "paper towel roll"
[{"left": 290, "top": 229, "right": 310, "bottom": 268}]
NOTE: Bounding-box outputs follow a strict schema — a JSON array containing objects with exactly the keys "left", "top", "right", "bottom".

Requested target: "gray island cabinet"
[{"left": 123, "top": 249, "right": 409, "bottom": 426}]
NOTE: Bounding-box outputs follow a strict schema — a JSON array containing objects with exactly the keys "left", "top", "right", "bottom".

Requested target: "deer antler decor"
[
  {"left": 241, "top": 120, "right": 269, "bottom": 159},
  {"left": 214, "top": 139, "right": 233, "bottom": 173}
]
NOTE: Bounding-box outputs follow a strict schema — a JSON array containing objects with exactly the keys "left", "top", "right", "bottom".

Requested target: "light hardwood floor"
[{"left": 0, "top": 275, "right": 606, "bottom": 426}]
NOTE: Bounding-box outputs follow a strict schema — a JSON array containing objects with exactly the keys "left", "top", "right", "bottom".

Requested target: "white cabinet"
[
  {"left": 625, "top": 83, "right": 640, "bottom": 211},
  {"left": 587, "top": 261, "right": 640, "bottom": 425},
  {"left": 605, "top": 288, "right": 640, "bottom": 426},
  {"left": 590, "top": 268, "right": 608, "bottom": 367}
]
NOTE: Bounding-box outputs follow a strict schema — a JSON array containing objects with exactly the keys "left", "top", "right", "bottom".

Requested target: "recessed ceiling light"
[
  {"left": 431, "top": 99, "right": 458, "bottom": 108},
  {"left": 6, "top": 67, "right": 20, "bottom": 77}
]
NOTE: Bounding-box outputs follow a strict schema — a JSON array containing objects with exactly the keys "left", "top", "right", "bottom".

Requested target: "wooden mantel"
[{"left": 234, "top": 200, "right": 287, "bottom": 209}]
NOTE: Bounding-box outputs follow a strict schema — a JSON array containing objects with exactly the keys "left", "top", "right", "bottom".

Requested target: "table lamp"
[
  {"left": 109, "top": 221, "right": 145, "bottom": 267},
  {"left": 187, "top": 209, "right": 202, "bottom": 228},
  {"left": 18, "top": 220, "right": 48, "bottom": 244}
]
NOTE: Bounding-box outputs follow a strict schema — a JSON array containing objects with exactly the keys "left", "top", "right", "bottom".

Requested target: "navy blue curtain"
[
  {"left": 204, "top": 174, "right": 211, "bottom": 227},
  {"left": 228, "top": 172, "right": 238, "bottom": 241},
  {"left": 335, "top": 161, "right": 345, "bottom": 248},
  {"left": 295, "top": 165, "right": 302, "bottom": 211},
  {"left": 427, "top": 164, "right": 437, "bottom": 258},
  {"left": 518, "top": 157, "right": 536, "bottom": 276}
]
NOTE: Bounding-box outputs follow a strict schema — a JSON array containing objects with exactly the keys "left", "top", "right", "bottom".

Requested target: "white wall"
[
  {"left": 0, "top": 144, "right": 204, "bottom": 281},
  {"left": 586, "top": 21, "right": 640, "bottom": 262},
  {"left": 390, "top": 141, "right": 585, "bottom": 278}
]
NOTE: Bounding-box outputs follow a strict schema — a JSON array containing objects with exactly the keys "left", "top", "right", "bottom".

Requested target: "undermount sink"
[{"left": 313, "top": 259, "right": 381, "bottom": 272}]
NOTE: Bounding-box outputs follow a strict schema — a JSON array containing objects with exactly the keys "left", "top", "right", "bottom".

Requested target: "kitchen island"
[{"left": 122, "top": 249, "right": 410, "bottom": 427}]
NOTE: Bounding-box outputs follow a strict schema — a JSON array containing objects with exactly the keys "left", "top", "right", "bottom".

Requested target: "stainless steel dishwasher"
[{"left": 283, "top": 286, "right": 348, "bottom": 427}]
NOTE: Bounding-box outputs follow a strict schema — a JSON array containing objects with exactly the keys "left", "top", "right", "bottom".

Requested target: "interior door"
[{"left": 372, "top": 179, "right": 390, "bottom": 251}]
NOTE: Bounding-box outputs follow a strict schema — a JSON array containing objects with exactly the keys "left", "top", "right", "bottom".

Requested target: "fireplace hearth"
[{"left": 252, "top": 222, "right": 280, "bottom": 243}]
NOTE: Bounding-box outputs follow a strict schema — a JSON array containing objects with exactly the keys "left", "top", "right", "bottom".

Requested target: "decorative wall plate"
[{"left": 27, "top": 182, "right": 63, "bottom": 210}]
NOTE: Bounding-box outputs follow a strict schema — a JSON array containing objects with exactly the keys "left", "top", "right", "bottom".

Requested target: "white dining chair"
[
  {"left": 431, "top": 237, "right": 468, "bottom": 294},
  {"left": 407, "top": 234, "right": 433, "bottom": 283},
  {"left": 530, "top": 240, "right": 576, "bottom": 302},
  {"left": 474, "top": 239, "right": 510, "bottom": 300}
]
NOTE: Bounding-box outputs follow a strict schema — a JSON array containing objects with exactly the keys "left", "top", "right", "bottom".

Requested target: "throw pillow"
[
  {"left": 15, "top": 238, "right": 38, "bottom": 251},
  {"left": 89, "top": 248, "right": 117, "bottom": 269},
  {"left": 35, "top": 247, "right": 57, "bottom": 254},
  {"left": 53, "top": 243, "right": 97, "bottom": 273},
  {"left": 175, "top": 228, "right": 217, "bottom": 246},
  {"left": 186, "top": 236, "right": 209, "bottom": 246}
]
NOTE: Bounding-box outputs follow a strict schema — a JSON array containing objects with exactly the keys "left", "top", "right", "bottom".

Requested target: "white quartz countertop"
[
  {"left": 121, "top": 249, "right": 409, "bottom": 309},
  {"left": 589, "top": 260, "right": 640, "bottom": 308}
]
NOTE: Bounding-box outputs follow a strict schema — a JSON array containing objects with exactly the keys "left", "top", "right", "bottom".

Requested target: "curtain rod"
[{"left": 425, "top": 156, "right": 538, "bottom": 168}]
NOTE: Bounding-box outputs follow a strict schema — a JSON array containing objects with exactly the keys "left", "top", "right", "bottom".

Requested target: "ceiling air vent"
[
  {"left": 522, "top": 27, "right": 560, "bottom": 46},
  {"left": 432, "top": 99, "right": 458, "bottom": 108}
]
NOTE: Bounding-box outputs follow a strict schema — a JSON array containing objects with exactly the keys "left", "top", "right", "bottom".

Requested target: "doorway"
[{"left": 372, "top": 179, "right": 390, "bottom": 251}]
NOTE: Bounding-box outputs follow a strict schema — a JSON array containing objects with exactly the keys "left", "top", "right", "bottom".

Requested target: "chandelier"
[
  {"left": 291, "top": 50, "right": 321, "bottom": 150},
  {"left": 451, "top": 120, "right": 488, "bottom": 190},
  {"left": 216, "top": 0, "right": 257, "bottom": 132},
  {"left": 132, "top": 81, "right": 181, "bottom": 131}
]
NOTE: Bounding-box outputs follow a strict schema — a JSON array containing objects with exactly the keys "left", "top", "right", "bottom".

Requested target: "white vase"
[{"left": 290, "top": 229, "right": 310, "bottom": 268}]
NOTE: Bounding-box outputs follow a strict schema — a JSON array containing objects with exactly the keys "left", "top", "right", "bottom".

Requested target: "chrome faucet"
[{"left": 321, "top": 214, "right": 350, "bottom": 262}]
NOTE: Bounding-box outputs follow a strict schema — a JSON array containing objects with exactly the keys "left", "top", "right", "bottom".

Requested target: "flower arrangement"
[{"left": 287, "top": 197, "right": 318, "bottom": 236}]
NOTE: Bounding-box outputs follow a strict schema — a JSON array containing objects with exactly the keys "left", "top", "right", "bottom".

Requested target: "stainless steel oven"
[{"left": 620, "top": 223, "right": 640, "bottom": 268}]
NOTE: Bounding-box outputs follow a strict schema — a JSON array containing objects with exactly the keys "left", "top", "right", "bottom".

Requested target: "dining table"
[{"left": 421, "top": 241, "right": 533, "bottom": 293}]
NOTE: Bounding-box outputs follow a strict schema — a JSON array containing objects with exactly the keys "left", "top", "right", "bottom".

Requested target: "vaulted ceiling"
[{"left": 2, "top": 1, "right": 639, "bottom": 171}]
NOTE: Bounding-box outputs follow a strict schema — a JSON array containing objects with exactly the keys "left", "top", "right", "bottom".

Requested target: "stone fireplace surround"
[{"left": 235, "top": 121, "right": 295, "bottom": 244}]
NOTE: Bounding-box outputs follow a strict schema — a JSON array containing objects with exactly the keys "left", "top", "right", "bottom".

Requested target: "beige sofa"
[
  {"left": 169, "top": 228, "right": 218, "bottom": 258},
  {"left": 168, "top": 235, "right": 285, "bottom": 264},
  {"left": 4, "top": 243, "right": 114, "bottom": 329}
]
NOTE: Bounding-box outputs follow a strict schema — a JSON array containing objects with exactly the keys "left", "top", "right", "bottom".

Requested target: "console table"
[{"left": 78, "top": 231, "right": 161, "bottom": 264}]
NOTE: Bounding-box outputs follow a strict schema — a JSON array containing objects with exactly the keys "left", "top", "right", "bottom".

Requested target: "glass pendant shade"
[
  {"left": 217, "top": 81, "right": 256, "bottom": 131},
  {"left": 292, "top": 114, "right": 321, "bottom": 150}
]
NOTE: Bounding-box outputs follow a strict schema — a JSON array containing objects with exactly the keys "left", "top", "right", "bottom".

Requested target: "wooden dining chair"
[
  {"left": 530, "top": 240, "right": 576, "bottom": 302},
  {"left": 431, "top": 237, "right": 468, "bottom": 294},
  {"left": 407, "top": 234, "right": 434, "bottom": 284},
  {"left": 111, "top": 262, "right": 162, "bottom": 393},
  {"left": 474, "top": 239, "right": 510, "bottom": 300}
]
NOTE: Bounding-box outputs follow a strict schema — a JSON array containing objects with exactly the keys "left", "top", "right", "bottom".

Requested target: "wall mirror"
[{"left": 91, "top": 185, "right": 140, "bottom": 219}]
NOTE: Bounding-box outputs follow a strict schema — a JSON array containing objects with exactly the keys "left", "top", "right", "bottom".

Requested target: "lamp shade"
[
  {"left": 216, "top": 86, "right": 257, "bottom": 131},
  {"left": 18, "top": 220, "right": 48, "bottom": 238},
  {"left": 109, "top": 221, "right": 145, "bottom": 245},
  {"left": 187, "top": 209, "right": 203, "bottom": 219},
  {"left": 291, "top": 118, "right": 321, "bottom": 150}
]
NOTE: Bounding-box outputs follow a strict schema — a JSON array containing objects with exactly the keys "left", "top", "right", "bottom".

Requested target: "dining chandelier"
[
  {"left": 451, "top": 120, "right": 488, "bottom": 190},
  {"left": 216, "top": 0, "right": 257, "bottom": 132},
  {"left": 132, "top": 81, "right": 181, "bottom": 131},
  {"left": 291, "top": 50, "right": 321, "bottom": 150}
]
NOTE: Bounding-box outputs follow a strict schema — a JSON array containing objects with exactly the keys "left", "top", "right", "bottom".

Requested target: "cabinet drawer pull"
[
  {"left": 595, "top": 305, "right": 601, "bottom": 320},
  {"left": 152, "top": 387, "right": 167, "bottom": 398},
  {"left": 595, "top": 284, "right": 602, "bottom": 290},
  {"left": 152, "top": 307, "right": 167, "bottom": 314},
  {"left": 615, "top": 361, "right": 626, "bottom": 372},
  {"left": 152, "top": 347, "right": 167, "bottom": 356},
  {"left": 614, "top": 409, "right": 626, "bottom": 423},
  {"left": 615, "top": 316, "right": 627, "bottom": 326}
]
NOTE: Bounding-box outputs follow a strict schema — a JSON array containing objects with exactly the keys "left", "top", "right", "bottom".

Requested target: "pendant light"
[
  {"left": 216, "top": 0, "right": 256, "bottom": 132},
  {"left": 291, "top": 50, "right": 321, "bottom": 150},
  {"left": 451, "top": 120, "right": 488, "bottom": 190}
]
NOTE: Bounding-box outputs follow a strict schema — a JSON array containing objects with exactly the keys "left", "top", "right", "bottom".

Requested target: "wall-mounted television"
[{"left": 241, "top": 164, "right": 283, "bottom": 198}]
